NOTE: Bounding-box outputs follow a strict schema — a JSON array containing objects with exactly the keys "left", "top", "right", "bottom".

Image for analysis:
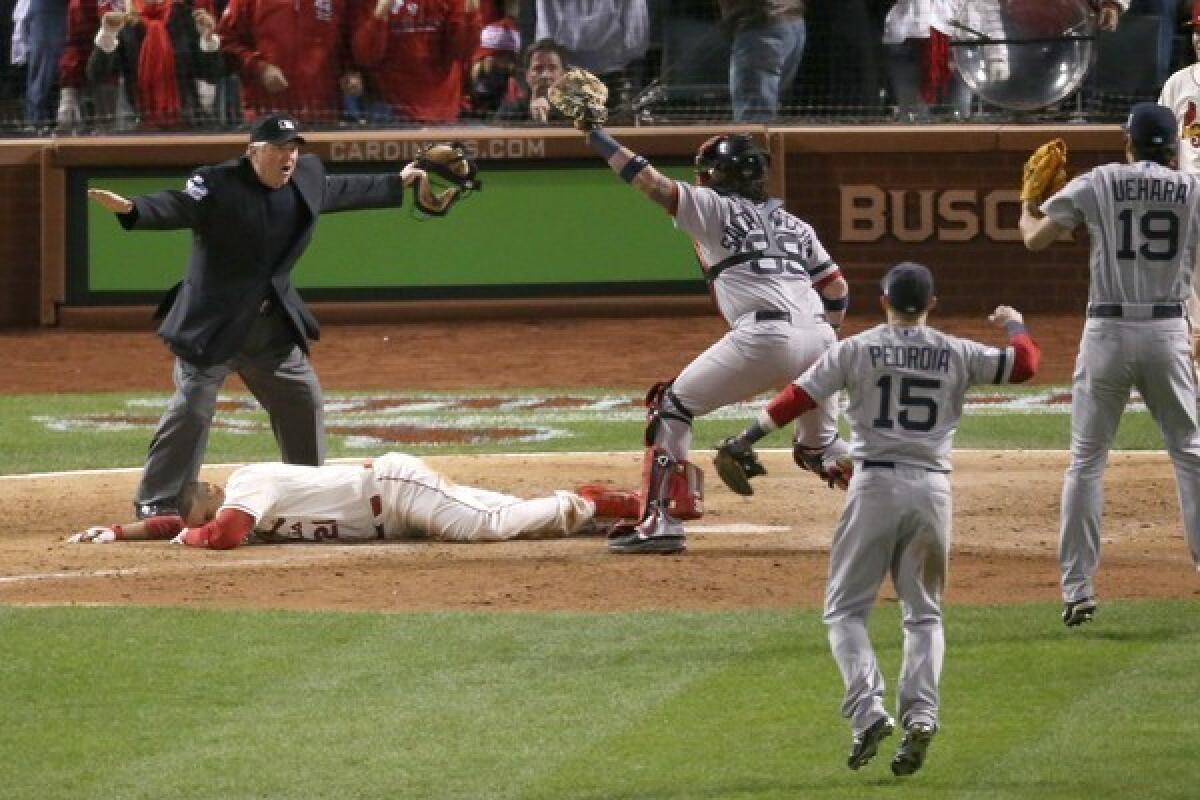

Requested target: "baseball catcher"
[
  {"left": 551, "top": 68, "right": 851, "bottom": 555},
  {"left": 1020, "top": 138, "right": 1068, "bottom": 205},
  {"left": 409, "top": 142, "right": 482, "bottom": 218}
]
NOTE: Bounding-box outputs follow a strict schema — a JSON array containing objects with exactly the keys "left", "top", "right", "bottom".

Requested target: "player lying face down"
[{"left": 67, "top": 455, "right": 641, "bottom": 549}]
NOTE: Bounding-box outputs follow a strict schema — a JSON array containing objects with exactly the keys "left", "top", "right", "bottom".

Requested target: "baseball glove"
[
  {"left": 713, "top": 437, "right": 766, "bottom": 496},
  {"left": 1020, "top": 138, "right": 1068, "bottom": 203},
  {"left": 547, "top": 68, "right": 609, "bottom": 130},
  {"left": 794, "top": 444, "right": 852, "bottom": 491},
  {"left": 410, "top": 142, "right": 481, "bottom": 218}
]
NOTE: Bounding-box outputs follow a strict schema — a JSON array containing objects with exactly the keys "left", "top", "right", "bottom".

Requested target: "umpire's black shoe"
[
  {"left": 847, "top": 715, "right": 894, "bottom": 770},
  {"left": 1062, "top": 597, "right": 1097, "bottom": 627},
  {"left": 134, "top": 501, "right": 179, "bottom": 520},
  {"left": 890, "top": 722, "right": 936, "bottom": 776}
]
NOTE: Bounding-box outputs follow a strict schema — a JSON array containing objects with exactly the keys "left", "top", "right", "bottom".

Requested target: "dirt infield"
[{"left": 1, "top": 315, "right": 1197, "bottom": 613}]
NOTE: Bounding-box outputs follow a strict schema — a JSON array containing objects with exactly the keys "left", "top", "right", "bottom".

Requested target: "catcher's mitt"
[
  {"left": 1021, "top": 138, "right": 1068, "bottom": 203},
  {"left": 713, "top": 437, "right": 766, "bottom": 497},
  {"left": 411, "top": 142, "right": 481, "bottom": 218},
  {"left": 547, "top": 68, "right": 609, "bottom": 130}
]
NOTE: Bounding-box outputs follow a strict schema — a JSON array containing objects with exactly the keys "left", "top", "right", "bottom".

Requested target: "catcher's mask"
[
  {"left": 411, "top": 141, "right": 482, "bottom": 218},
  {"left": 695, "top": 134, "right": 769, "bottom": 203}
]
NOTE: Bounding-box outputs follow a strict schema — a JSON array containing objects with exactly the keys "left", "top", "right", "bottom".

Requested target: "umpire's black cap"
[
  {"left": 1125, "top": 102, "right": 1175, "bottom": 149},
  {"left": 882, "top": 262, "right": 934, "bottom": 314},
  {"left": 250, "top": 113, "right": 306, "bottom": 146}
]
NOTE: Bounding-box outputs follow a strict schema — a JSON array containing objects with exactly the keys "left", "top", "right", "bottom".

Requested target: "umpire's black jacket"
[{"left": 121, "top": 154, "right": 404, "bottom": 366}]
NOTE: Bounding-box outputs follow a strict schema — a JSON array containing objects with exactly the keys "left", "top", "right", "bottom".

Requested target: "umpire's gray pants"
[{"left": 134, "top": 308, "right": 325, "bottom": 509}]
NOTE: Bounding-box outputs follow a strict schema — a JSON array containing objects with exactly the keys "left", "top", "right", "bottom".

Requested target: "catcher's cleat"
[
  {"left": 576, "top": 484, "right": 641, "bottom": 520},
  {"left": 1062, "top": 597, "right": 1097, "bottom": 627},
  {"left": 890, "top": 723, "right": 936, "bottom": 777},
  {"left": 607, "top": 507, "right": 686, "bottom": 554},
  {"left": 847, "top": 715, "right": 894, "bottom": 771},
  {"left": 713, "top": 437, "right": 766, "bottom": 496}
]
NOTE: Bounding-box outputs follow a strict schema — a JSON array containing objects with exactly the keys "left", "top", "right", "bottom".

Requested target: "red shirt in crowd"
[
  {"left": 218, "top": 0, "right": 350, "bottom": 122},
  {"left": 350, "top": 0, "right": 480, "bottom": 123},
  {"left": 60, "top": 0, "right": 121, "bottom": 88}
]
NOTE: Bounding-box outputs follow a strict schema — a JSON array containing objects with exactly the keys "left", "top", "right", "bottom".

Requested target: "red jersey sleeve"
[
  {"left": 180, "top": 508, "right": 255, "bottom": 550},
  {"left": 1007, "top": 330, "right": 1041, "bottom": 384},
  {"left": 765, "top": 383, "right": 818, "bottom": 428}
]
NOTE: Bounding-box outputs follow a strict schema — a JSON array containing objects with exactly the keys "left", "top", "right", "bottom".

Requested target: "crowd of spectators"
[{"left": 0, "top": 0, "right": 1197, "bottom": 133}]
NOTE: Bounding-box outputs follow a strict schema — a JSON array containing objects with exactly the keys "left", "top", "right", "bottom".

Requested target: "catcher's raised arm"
[{"left": 548, "top": 68, "right": 679, "bottom": 212}]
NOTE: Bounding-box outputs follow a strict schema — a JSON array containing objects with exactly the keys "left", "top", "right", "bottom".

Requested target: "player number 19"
[{"left": 1116, "top": 209, "right": 1179, "bottom": 261}]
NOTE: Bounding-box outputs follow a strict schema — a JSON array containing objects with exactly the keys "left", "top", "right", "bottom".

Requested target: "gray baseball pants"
[
  {"left": 1060, "top": 317, "right": 1200, "bottom": 603},
  {"left": 824, "top": 465, "right": 951, "bottom": 736},
  {"left": 134, "top": 307, "right": 325, "bottom": 510},
  {"left": 656, "top": 317, "right": 839, "bottom": 462}
]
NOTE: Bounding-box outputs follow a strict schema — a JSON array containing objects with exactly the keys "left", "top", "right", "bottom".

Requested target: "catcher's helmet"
[{"left": 695, "top": 134, "right": 770, "bottom": 202}]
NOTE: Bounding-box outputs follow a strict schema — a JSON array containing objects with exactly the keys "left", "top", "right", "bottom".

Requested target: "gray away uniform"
[
  {"left": 1042, "top": 161, "right": 1200, "bottom": 603},
  {"left": 799, "top": 322, "right": 1021, "bottom": 735},
  {"left": 661, "top": 181, "right": 841, "bottom": 463}
]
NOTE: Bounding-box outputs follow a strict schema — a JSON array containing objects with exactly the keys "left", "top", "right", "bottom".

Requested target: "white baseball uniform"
[
  {"left": 1041, "top": 162, "right": 1200, "bottom": 603},
  {"left": 799, "top": 321, "right": 1031, "bottom": 736},
  {"left": 221, "top": 453, "right": 594, "bottom": 544},
  {"left": 1158, "top": 64, "right": 1200, "bottom": 327},
  {"left": 659, "top": 181, "right": 841, "bottom": 463}
]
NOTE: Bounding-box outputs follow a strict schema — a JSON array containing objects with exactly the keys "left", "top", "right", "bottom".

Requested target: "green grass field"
[
  {"left": 0, "top": 387, "right": 1169, "bottom": 474},
  {"left": 3, "top": 602, "right": 1197, "bottom": 799},
  {"left": 2, "top": 386, "right": 1195, "bottom": 798}
]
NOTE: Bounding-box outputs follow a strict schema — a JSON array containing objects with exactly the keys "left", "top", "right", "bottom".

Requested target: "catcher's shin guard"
[{"left": 638, "top": 446, "right": 704, "bottom": 521}]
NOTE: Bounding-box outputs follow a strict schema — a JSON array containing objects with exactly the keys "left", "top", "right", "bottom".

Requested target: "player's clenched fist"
[
  {"left": 87, "top": 188, "right": 134, "bottom": 214},
  {"left": 988, "top": 305, "right": 1024, "bottom": 327}
]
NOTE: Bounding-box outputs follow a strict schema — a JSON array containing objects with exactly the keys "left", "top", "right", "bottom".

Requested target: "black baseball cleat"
[
  {"left": 1062, "top": 597, "right": 1097, "bottom": 627},
  {"left": 134, "top": 501, "right": 179, "bottom": 520},
  {"left": 713, "top": 437, "right": 766, "bottom": 496},
  {"left": 607, "top": 509, "right": 686, "bottom": 554},
  {"left": 847, "top": 715, "right": 894, "bottom": 770},
  {"left": 891, "top": 723, "right": 936, "bottom": 776}
]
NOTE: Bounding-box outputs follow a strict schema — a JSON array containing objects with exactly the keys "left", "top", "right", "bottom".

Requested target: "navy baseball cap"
[
  {"left": 250, "top": 113, "right": 306, "bottom": 146},
  {"left": 882, "top": 262, "right": 934, "bottom": 314},
  {"left": 1124, "top": 102, "right": 1176, "bottom": 148}
]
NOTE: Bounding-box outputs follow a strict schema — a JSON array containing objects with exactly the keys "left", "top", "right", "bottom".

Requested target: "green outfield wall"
[{"left": 76, "top": 163, "right": 699, "bottom": 302}]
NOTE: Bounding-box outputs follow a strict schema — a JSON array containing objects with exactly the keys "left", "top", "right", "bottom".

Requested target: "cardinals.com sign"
[{"left": 839, "top": 186, "right": 1025, "bottom": 243}]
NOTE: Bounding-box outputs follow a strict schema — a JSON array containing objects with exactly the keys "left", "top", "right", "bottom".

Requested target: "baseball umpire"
[
  {"left": 547, "top": 69, "right": 851, "bottom": 554},
  {"left": 87, "top": 113, "right": 432, "bottom": 520},
  {"left": 67, "top": 453, "right": 641, "bottom": 547},
  {"left": 1019, "top": 102, "right": 1200, "bottom": 627}
]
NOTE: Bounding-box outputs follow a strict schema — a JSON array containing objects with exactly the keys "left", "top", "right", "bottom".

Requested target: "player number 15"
[{"left": 872, "top": 376, "right": 940, "bottom": 432}]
